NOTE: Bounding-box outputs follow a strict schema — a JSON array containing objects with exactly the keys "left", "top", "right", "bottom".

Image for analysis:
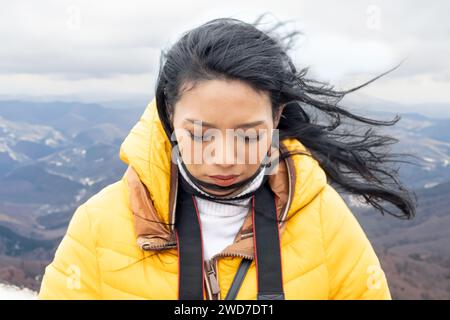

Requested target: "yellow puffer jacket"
[{"left": 38, "top": 98, "right": 391, "bottom": 300}]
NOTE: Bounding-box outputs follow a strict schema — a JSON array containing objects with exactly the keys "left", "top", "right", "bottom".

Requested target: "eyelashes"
[
  {"left": 188, "top": 131, "right": 262, "bottom": 143},
  {"left": 188, "top": 131, "right": 209, "bottom": 142}
]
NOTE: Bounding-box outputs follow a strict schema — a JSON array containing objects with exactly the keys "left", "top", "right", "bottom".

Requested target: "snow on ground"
[{"left": 0, "top": 283, "right": 37, "bottom": 300}]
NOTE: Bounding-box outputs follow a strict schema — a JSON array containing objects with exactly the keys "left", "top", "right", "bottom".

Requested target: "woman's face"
[{"left": 171, "top": 79, "right": 280, "bottom": 196}]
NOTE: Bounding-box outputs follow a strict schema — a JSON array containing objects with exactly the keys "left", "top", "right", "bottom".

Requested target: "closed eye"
[
  {"left": 239, "top": 135, "right": 261, "bottom": 143},
  {"left": 188, "top": 131, "right": 265, "bottom": 143},
  {"left": 188, "top": 131, "right": 212, "bottom": 142}
]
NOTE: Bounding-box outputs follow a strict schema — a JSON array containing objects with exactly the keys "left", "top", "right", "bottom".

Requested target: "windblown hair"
[{"left": 155, "top": 13, "right": 417, "bottom": 220}]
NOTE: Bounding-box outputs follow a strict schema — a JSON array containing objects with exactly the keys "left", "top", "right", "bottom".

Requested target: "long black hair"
[{"left": 154, "top": 13, "right": 416, "bottom": 220}]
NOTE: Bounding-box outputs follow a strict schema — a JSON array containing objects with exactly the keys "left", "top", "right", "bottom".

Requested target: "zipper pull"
[{"left": 205, "top": 259, "right": 220, "bottom": 296}]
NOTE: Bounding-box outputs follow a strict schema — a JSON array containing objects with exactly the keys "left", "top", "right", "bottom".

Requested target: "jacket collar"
[{"left": 120, "top": 98, "right": 327, "bottom": 259}]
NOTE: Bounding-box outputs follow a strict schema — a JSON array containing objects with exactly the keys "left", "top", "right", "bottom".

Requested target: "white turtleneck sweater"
[{"left": 177, "top": 158, "right": 265, "bottom": 260}]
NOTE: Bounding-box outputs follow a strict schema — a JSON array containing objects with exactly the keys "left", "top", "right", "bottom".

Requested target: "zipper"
[
  {"left": 204, "top": 257, "right": 220, "bottom": 300},
  {"left": 204, "top": 251, "right": 255, "bottom": 300},
  {"left": 142, "top": 241, "right": 177, "bottom": 251}
]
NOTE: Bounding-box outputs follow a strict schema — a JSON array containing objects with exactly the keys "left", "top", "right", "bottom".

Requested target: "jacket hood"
[{"left": 119, "top": 98, "right": 327, "bottom": 253}]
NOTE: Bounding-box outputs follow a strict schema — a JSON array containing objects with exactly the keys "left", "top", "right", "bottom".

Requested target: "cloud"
[{"left": 0, "top": 0, "right": 448, "bottom": 105}]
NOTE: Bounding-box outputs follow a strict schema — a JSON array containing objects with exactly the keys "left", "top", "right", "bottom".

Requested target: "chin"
[{"left": 206, "top": 188, "right": 231, "bottom": 195}]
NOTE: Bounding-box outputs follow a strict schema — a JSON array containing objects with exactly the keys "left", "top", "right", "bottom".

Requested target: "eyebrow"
[{"left": 184, "top": 118, "right": 266, "bottom": 129}]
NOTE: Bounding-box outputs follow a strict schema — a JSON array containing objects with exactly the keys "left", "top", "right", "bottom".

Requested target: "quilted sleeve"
[
  {"left": 38, "top": 204, "right": 102, "bottom": 299},
  {"left": 319, "top": 184, "right": 392, "bottom": 300}
]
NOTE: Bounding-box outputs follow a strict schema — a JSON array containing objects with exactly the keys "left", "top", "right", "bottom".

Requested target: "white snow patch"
[
  {"left": 72, "top": 147, "right": 86, "bottom": 157},
  {"left": 80, "top": 177, "right": 103, "bottom": 186},
  {"left": 45, "top": 138, "right": 59, "bottom": 147},
  {"left": 424, "top": 182, "right": 439, "bottom": 189},
  {"left": 60, "top": 154, "right": 71, "bottom": 163},
  {"left": 75, "top": 188, "right": 87, "bottom": 202},
  {"left": 0, "top": 116, "right": 65, "bottom": 146},
  {"left": 0, "top": 141, "right": 28, "bottom": 162},
  {"left": 0, "top": 283, "right": 37, "bottom": 300}
]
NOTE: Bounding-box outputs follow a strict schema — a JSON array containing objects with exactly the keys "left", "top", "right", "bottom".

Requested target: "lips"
[{"left": 209, "top": 175, "right": 239, "bottom": 187}]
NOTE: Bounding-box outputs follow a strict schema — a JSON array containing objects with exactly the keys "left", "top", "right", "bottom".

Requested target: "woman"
[{"left": 38, "top": 15, "right": 415, "bottom": 300}]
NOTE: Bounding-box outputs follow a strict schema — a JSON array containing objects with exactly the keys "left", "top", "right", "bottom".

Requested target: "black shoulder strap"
[
  {"left": 175, "top": 179, "right": 204, "bottom": 300},
  {"left": 253, "top": 183, "right": 285, "bottom": 300}
]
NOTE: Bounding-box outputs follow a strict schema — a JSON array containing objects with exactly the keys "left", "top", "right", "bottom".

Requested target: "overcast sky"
[{"left": 0, "top": 0, "right": 448, "bottom": 112}]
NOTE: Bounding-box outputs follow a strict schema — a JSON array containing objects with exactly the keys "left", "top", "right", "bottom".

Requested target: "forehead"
[{"left": 173, "top": 79, "right": 272, "bottom": 127}]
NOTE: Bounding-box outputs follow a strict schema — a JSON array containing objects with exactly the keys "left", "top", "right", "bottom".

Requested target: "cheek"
[
  {"left": 183, "top": 163, "right": 203, "bottom": 178},
  {"left": 239, "top": 132, "right": 273, "bottom": 164},
  {"left": 173, "top": 127, "right": 200, "bottom": 165},
  {"left": 176, "top": 138, "right": 204, "bottom": 177},
  {"left": 177, "top": 139, "right": 199, "bottom": 165}
]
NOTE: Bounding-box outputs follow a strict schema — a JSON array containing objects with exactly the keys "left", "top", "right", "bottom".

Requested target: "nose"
[
  {"left": 211, "top": 134, "right": 238, "bottom": 167},
  {"left": 216, "top": 140, "right": 235, "bottom": 166}
]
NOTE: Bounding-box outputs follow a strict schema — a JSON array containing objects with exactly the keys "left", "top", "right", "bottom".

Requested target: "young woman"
[{"left": 38, "top": 15, "right": 415, "bottom": 300}]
